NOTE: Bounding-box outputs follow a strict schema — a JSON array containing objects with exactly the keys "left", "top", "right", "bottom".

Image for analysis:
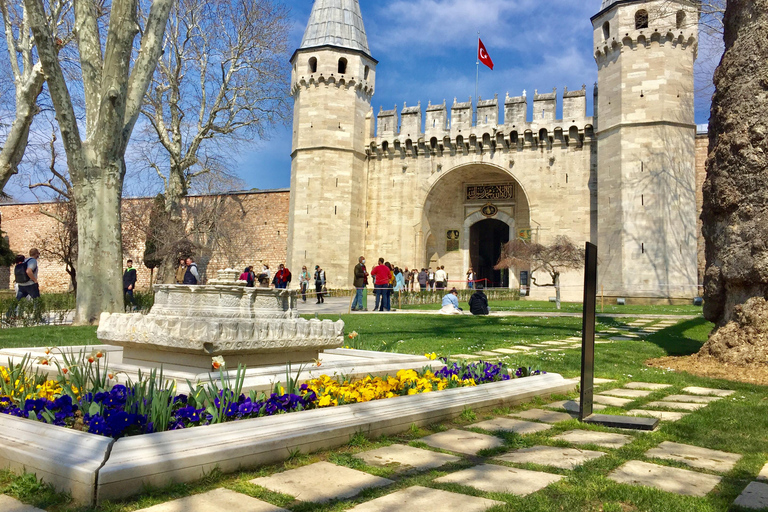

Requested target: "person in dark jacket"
[
  {"left": 468, "top": 283, "right": 490, "bottom": 315},
  {"left": 183, "top": 257, "right": 200, "bottom": 284},
  {"left": 123, "top": 259, "right": 138, "bottom": 309},
  {"left": 351, "top": 256, "right": 368, "bottom": 311}
]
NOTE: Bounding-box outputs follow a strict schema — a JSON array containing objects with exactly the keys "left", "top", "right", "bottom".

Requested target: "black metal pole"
[{"left": 579, "top": 242, "right": 597, "bottom": 421}]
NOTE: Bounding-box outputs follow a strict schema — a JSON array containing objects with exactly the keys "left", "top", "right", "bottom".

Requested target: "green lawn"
[
  {"left": 0, "top": 325, "right": 98, "bottom": 350},
  {"left": 2, "top": 315, "right": 768, "bottom": 512},
  {"left": 399, "top": 300, "right": 703, "bottom": 316}
]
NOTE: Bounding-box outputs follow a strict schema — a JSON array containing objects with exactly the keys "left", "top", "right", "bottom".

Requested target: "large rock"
[{"left": 700, "top": 297, "right": 768, "bottom": 365}]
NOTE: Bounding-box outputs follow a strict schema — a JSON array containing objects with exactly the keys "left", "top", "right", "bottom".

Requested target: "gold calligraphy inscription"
[{"left": 466, "top": 184, "right": 515, "bottom": 201}]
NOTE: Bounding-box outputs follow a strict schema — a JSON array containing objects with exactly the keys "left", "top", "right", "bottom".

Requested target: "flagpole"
[{"left": 475, "top": 32, "right": 480, "bottom": 123}]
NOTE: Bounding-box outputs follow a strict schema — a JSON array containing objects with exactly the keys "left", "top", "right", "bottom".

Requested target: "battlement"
[
  {"left": 593, "top": 29, "right": 697, "bottom": 63},
  {"left": 373, "top": 86, "right": 594, "bottom": 156},
  {"left": 291, "top": 73, "right": 375, "bottom": 98}
]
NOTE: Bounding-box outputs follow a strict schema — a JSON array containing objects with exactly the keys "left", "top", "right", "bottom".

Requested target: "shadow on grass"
[{"left": 643, "top": 317, "right": 713, "bottom": 357}]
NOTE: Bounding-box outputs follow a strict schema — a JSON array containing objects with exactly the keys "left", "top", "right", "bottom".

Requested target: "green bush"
[{"left": 0, "top": 293, "right": 76, "bottom": 328}]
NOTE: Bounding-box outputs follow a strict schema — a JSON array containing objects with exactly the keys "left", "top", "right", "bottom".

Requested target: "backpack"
[{"left": 14, "top": 260, "right": 30, "bottom": 284}]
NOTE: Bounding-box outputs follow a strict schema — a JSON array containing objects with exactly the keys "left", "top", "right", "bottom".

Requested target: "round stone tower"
[
  {"left": 286, "top": 0, "right": 377, "bottom": 288},
  {"left": 592, "top": 0, "right": 699, "bottom": 302}
]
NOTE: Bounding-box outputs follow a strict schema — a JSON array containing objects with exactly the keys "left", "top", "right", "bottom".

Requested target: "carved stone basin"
[{"left": 97, "top": 270, "right": 344, "bottom": 371}]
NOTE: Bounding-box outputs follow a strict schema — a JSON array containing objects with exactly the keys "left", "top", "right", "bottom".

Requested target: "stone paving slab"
[
  {"left": 450, "top": 354, "right": 480, "bottom": 360},
  {"left": 734, "top": 482, "right": 768, "bottom": 510},
  {"left": 496, "top": 446, "right": 606, "bottom": 469},
  {"left": 134, "top": 488, "right": 288, "bottom": 512},
  {"left": 0, "top": 495, "right": 46, "bottom": 512},
  {"left": 608, "top": 460, "right": 722, "bottom": 497},
  {"left": 493, "top": 348, "right": 525, "bottom": 354},
  {"left": 594, "top": 378, "right": 617, "bottom": 384},
  {"left": 475, "top": 351, "right": 502, "bottom": 357},
  {"left": 545, "top": 400, "right": 607, "bottom": 413},
  {"left": 354, "top": 444, "right": 460, "bottom": 472},
  {"left": 420, "top": 429, "right": 504, "bottom": 455},
  {"left": 509, "top": 409, "right": 576, "bottom": 424},
  {"left": 508, "top": 346, "right": 534, "bottom": 352},
  {"left": 469, "top": 418, "right": 553, "bottom": 435},
  {"left": 540, "top": 341, "right": 570, "bottom": 346},
  {"left": 553, "top": 429, "right": 634, "bottom": 449},
  {"left": 347, "top": 486, "right": 503, "bottom": 512},
  {"left": 626, "top": 410, "right": 689, "bottom": 422},
  {"left": 609, "top": 336, "right": 636, "bottom": 341},
  {"left": 600, "top": 388, "right": 653, "bottom": 398},
  {"left": 593, "top": 394, "right": 634, "bottom": 407},
  {"left": 624, "top": 382, "right": 673, "bottom": 390},
  {"left": 759, "top": 462, "right": 768, "bottom": 482},
  {"left": 681, "top": 387, "right": 735, "bottom": 397},
  {"left": 644, "top": 401, "right": 707, "bottom": 411},
  {"left": 435, "top": 464, "right": 563, "bottom": 496},
  {"left": 664, "top": 394, "right": 722, "bottom": 404},
  {"left": 645, "top": 441, "right": 742, "bottom": 473},
  {"left": 250, "top": 462, "right": 393, "bottom": 503}
]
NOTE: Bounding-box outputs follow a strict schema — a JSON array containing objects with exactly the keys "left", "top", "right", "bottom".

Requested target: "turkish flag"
[{"left": 478, "top": 39, "right": 494, "bottom": 70}]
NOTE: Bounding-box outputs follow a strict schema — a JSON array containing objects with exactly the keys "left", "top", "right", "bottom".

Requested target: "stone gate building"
[{"left": 287, "top": 0, "right": 701, "bottom": 302}]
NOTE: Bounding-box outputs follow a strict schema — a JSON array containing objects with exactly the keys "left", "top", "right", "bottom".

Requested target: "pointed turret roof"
[{"left": 300, "top": 0, "right": 370, "bottom": 57}]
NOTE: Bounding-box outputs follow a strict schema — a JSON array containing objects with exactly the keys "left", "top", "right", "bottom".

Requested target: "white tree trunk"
[{"left": 555, "top": 273, "right": 561, "bottom": 310}]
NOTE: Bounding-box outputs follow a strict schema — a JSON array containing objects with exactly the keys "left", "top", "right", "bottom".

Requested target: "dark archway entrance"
[{"left": 470, "top": 219, "right": 510, "bottom": 288}]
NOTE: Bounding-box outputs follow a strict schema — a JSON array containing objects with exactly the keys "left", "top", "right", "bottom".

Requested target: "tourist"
[
  {"left": 428, "top": 267, "right": 435, "bottom": 291},
  {"left": 299, "top": 266, "right": 311, "bottom": 302},
  {"left": 442, "top": 266, "right": 449, "bottom": 289},
  {"left": 435, "top": 266, "right": 447, "bottom": 292},
  {"left": 352, "top": 256, "right": 368, "bottom": 311},
  {"left": 175, "top": 258, "right": 186, "bottom": 284},
  {"left": 394, "top": 267, "right": 405, "bottom": 293},
  {"left": 314, "top": 265, "right": 326, "bottom": 303},
  {"left": 418, "top": 268, "right": 428, "bottom": 291},
  {"left": 240, "top": 267, "right": 255, "bottom": 287},
  {"left": 383, "top": 262, "right": 395, "bottom": 311},
  {"left": 258, "top": 264, "right": 271, "bottom": 286},
  {"left": 15, "top": 248, "right": 41, "bottom": 300},
  {"left": 123, "top": 259, "right": 138, "bottom": 310},
  {"left": 439, "top": 287, "right": 462, "bottom": 314},
  {"left": 468, "top": 283, "right": 490, "bottom": 315},
  {"left": 467, "top": 267, "right": 475, "bottom": 289},
  {"left": 371, "top": 258, "right": 390, "bottom": 311},
  {"left": 183, "top": 257, "right": 200, "bottom": 284},
  {"left": 402, "top": 267, "right": 410, "bottom": 291},
  {"left": 273, "top": 263, "right": 291, "bottom": 289},
  {"left": 410, "top": 267, "right": 418, "bottom": 291}
]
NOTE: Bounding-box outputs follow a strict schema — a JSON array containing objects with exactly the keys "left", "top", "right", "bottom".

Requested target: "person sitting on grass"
[
  {"left": 439, "top": 287, "right": 462, "bottom": 315},
  {"left": 468, "top": 282, "right": 490, "bottom": 315}
]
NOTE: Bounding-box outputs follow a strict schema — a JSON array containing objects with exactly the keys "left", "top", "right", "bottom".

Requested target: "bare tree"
[
  {"left": 25, "top": 0, "right": 173, "bottom": 324},
  {"left": 495, "top": 236, "right": 585, "bottom": 310},
  {"left": 0, "top": 0, "right": 72, "bottom": 193},
  {"left": 139, "top": 0, "right": 290, "bottom": 222}
]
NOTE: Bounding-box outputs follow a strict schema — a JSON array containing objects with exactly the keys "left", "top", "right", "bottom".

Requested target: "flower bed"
[{"left": 1, "top": 351, "right": 543, "bottom": 440}]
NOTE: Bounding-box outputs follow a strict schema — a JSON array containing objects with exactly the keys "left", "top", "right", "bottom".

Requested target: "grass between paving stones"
[
  {"left": 399, "top": 300, "right": 703, "bottom": 316},
  {"left": 2, "top": 315, "right": 768, "bottom": 511}
]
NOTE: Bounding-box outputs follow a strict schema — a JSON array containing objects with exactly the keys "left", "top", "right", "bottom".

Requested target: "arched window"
[
  {"left": 635, "top": 10, "right": 649, "bottom": 30},
  {"left": 364, "top": 66, "right": 370, "bottom": 80},
  {"left": 602, "top": 21, "right": 610, "bottom": 40},
  {"left": 308, "top": 57, "right": 317, "bottom": 73},
  {"left": 676, "top": 10, "right": 686, "bottom": 29},
  {"left": 338, "top": 58, "right": 347, "bottom": 74}
]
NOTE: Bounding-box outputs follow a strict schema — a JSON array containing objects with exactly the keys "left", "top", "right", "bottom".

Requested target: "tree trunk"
[
  {"left": 699, "top": 0, "right": 768, "bottom": 363},
  {"left": 166, "top": 165, "right": 187, "bottom": 222},
  {"left": 554, "top": 272, "right": 561, "bottom": 310},
  {"left": 72, "top": 167, "right": 125, "bottom": 324}
]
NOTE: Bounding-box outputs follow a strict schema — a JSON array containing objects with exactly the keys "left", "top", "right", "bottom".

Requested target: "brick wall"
[
  {"left": 0, "top": 190, "right": 290, "bottom": 293},
  {"left": 695, "top": 133, "right": 708, "bottom": 295}
]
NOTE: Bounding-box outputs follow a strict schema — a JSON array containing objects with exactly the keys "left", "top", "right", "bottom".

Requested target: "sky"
[{"left": 233, "top": 0, "right": 718, "bottom": 192}]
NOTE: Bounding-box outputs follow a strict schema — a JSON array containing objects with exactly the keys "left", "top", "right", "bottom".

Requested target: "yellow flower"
[
  {"left": 424, "top": 352, "right": 438, "bottom": 360},
  {"left": 348, "top": 331, "right": 359, "bottom": 339}
]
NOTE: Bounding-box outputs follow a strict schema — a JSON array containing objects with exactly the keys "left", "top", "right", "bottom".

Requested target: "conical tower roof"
[{"left": 300, "top": 0, "right": 370, "bottom": 56}]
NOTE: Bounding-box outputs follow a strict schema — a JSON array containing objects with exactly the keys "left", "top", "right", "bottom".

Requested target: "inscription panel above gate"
[{"left": 466, "top": 184, "right": 515, "bottom": 201}]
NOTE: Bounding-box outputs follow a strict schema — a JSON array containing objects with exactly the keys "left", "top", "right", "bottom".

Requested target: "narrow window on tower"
[
  {"left": 642, "top": 243, "right": 645, "bottom": 254},
  {"left": 334, "top": 206, "right": 337, "bottom": 215},
  {"left": 602, "top": 21, "right": 610, "bottom": 40},
  {"left": 336, "top": 178, "right": 338, "bottom": 187},
  {"left": 309, "top": 57, "right": 317, "bottom": 73},
  {"left": 676, "top": 10, "right": 686, "bottom": 29},
  {"left": 635, "top": 10, "right": 649, "bottom": 30},
  {"left": 338, "top": 58, "right": 347, "bottom": 74},
  {"left": 364, "top": 66, "right": 370, "bottom": 80},
  {"left": 566, "top": 173, "right": 568, "bottom": 184},
  {"left": 641, "top": 194, "right": 644, "bottom": 206}
]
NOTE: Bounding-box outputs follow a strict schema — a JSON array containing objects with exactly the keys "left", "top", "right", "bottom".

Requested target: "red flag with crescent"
[{"left": 478, "top": 39, "right": 494, "bottom": 70}]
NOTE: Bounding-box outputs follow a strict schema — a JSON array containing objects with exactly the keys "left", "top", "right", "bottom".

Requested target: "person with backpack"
[
  {"left": 273, "top": 263, "right": 291, "bottom": 289},
  {"left": 314, "top": 265, "right": 326, "bottom": 303},
  {"left": 123, "top": 259, "right": 138, "bottom": 310},
  {"left": 15, "top": 248, "right": 40, "bottom": 300},
  {"left": 299, "top": 266, "right": 311, "bottom": 302},
  {"left": 468, "top": 282, "right": 490, "bottom": 315},
  {"left": 183, "top": 257, "right": 200, "bottom": 284}
]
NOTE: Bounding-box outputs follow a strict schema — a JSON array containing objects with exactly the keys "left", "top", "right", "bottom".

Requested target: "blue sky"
[{"left": 235, "top": 0, "right": 717, "bottom": 192}]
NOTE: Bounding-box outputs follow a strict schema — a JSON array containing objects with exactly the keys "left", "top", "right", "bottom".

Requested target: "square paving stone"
[
  {"left": 545, "top": 400, "right": 607, "bottom": 413},
  {"left": 540, "top": 341, "right": 569, "bottom": 346},
  {"left": 496, "top": 446, "right": 606, "bottom": 469},
  {"left": 420, "top": 429, "right": 504, "bottom": 455},
  {"left": 663, "top": 394, "right": 722, "bottom": 404},
  {"left": 553, "top": 429, "right": 634, "bottom": 449},
  {"left": 451, "top": 354, "right": 480, "bottom": 360},
  {"left": 624, "top": 382, "right": 673, "bottom": 391},
  {"left": 594, "top": 394, "right": 634, "bottom": 407},
  {"left": 435, "top": 464, "right": 563, "bottom": 496},
  {"left": 493, "top": 348, "right": 524, "bottom": 354},
  {"left": 608, "top": 460, "right": 722, "bottom": 497},
  {"left": 354, "top": 444, "right": 460, "bottom": 472},
  {"left": 0, "top": 495, "right": 45, "bottom": 512},
  {"left": 134, "top": 489, "right": 288, "bottom": 512},
  {"left": 509, "top": 409, "right": 576, "bottom": 424},
  {"left": 610, "top": 336, "right": 635, "bottom": 341},
  {"left": 594, "top": 378, "right": 617, "bottom": 384},
  {"left": 469, "top": 418, "right": 553, "bottom": 435},
  {"left": 644, "top": 401, "right": 707, "bottom": 411},
  {"left": 601, "top": 388, "right": 653, "bottom": 398},
  {"left": 758, "top": 462, "right": 768, "bottom": 482},
  {"left": 250, "top": 461, "right": 393, "bottom": 503},
  {"left": 347, "top": 486, "right": 503, "bottom": 512},
  {"left": 681, "top": 387, "right": 735, "bottom": 397},
  {"left": 475, "top": 351, "right": 502, "bottom": 357},
  {"left": 734, "top": 482, "right": 768, "bottom": 510},
  {"left": 626, "top": 409, "right": 689, "bottom": 422},
  {"left": 645, "top": 441, "right": 742, "bottom": 473}
]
